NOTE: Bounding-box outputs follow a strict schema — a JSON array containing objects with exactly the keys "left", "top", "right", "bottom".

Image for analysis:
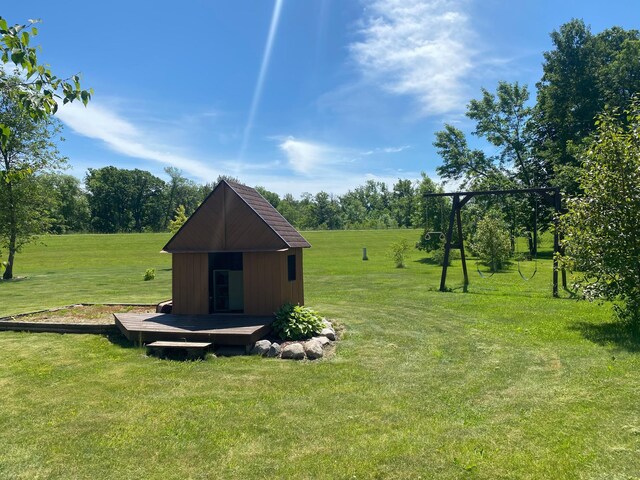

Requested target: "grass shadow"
[
  {"left": 0, "top": 276, "right": 29, "bottom": 283},
  {"left": 415, "top": 256, "right": 439, "bottom": 265},
  {"left": 105, "top": 331, "right": 138, "bottom": 349},
  {"left": 533, "top": 250, "right": 556, "bottom": 260},
  {"left": 570, "top": 321, "right": 640, "bottom": 352}
]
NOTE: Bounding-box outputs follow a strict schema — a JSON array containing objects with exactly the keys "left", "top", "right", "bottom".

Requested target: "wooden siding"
[
  {"left": 172, "top": 253, "right": 209, "bottom": 314},
  {"left": 164, "top": 187, "right": 226, "bottom": 252},
  {"left": 243, "top": 248, "right": 304, "bottom": 316}
]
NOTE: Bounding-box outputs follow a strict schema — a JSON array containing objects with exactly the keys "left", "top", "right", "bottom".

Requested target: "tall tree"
[
  {"left": 0, "top": 17, "right": 91, "bottom": 279},
  {"left": 312, "top": 191, "right": 342, "bottom": 230},
  {"left": 391, "top": 179, "right": 416, "bottom": 228},
  {"left": 0, "top": 79, "right": 65, "bottom": 279},
  {"left": 162, "top": 167, "right": 201, "bottom": 230},
  {"left": 255, "top": 186, "right": 280, "bottom": 208},
  {"left": 85, "top": 167, "right": 166, "bottom": 233},
  {"left": 534, "top": 20, "right": 640, "bottom": 193},
  {"left": 435, "top": 82, "right": 538, "bottom": 189},
  {"left": 37, "top": 173, "right": 90, "bottom": 233},
  {"left": 560, "top": 98, "right": 640, "bottom": 326}
]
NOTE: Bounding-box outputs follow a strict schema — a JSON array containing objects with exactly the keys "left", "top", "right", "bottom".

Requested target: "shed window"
[{"left": 287, "top": 254, "right": 296, "bottom": 281}]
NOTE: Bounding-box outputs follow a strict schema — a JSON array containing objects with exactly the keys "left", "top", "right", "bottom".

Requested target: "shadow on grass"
[
  {"left": 0, "top": 276, "right": 29, "bottom": 283},
  {"left": 105, "top": 332, "right": 210, "bottom": 361},
  {"left": 570, "top": 321, "right": 640, "bottom": 352},
  {"left": 105, "top": 331, "right": 138, "bottom": 349},
  {"left": 415, "top": 257, "right": 439, "bottom": 266},
  {"left": 533, "top": 250, "right": 556, "bottom": 260}
]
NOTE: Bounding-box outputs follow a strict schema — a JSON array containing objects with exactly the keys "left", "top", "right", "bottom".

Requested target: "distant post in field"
[{"left": 362, "top": 248, "right": 368, "bottom": 261}]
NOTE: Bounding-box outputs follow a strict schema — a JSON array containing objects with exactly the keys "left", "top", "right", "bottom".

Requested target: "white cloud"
[
  {"left": 350, "top": 0, "right": 474, "bottom": 115},
  {"left": 278, "top": 136, "right": 348, "bottom": 175},
  {"left": 363, "top": 144, "right": 411, "bottom": 155},
  {"left": 57, "top": 101, "right": 220, "bottom": 182}
]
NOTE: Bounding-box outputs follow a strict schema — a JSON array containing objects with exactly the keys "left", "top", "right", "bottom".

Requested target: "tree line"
[{"left": 33, "top": 169, "right": 445, "bottom": 234}]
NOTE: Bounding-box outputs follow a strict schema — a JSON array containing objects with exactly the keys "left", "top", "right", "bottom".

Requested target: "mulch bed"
[{"left": 0, "top": 304, "right": 156, "bottom": 325}]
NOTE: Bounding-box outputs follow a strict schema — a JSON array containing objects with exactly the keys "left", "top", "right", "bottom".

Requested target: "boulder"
[
  {"left": 321, "top": 318, "right": 333, "bottom": 329},
  {"left": 281, "top": 343, "right": 305, "bottom": 360},
  {"left": 304, "top": 339, "right": 324, "bottom": 360},
  {"left": 267, "top": 342, "right": 282, "bottom": 358},
  {"left": 320, "top": 328, "right": 336, "bottom": 341},
  {"left": 312, "top": 336, "right": 331, "bottom": 347},
  {"left": 250, "top": 339, "right": 272, "bottom": 356}
]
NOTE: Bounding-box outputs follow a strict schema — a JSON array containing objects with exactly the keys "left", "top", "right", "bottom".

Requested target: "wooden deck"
[{"left": 114, "top": 313, "right": 273, "bottom": 346}]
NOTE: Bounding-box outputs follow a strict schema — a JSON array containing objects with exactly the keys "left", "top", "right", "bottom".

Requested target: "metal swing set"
[{"left": 423, "top": 187, "right": 567, "bottom": 297}]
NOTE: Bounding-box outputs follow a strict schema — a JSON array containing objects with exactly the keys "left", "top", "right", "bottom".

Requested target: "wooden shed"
[{"left": 162, "top": 180, "right": 311, "bottom": 316}]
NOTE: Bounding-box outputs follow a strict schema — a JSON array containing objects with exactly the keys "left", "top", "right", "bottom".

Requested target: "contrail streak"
[{"left": 237, "top": 0, "right": 284, "bottom": 164}]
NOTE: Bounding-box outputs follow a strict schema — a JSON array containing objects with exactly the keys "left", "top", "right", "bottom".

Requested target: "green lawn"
[{"left": 1, "top": 230, "right": 639, "bottom": 479}]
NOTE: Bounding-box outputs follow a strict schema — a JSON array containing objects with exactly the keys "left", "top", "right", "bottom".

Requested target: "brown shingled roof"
[{"left": 162, "top": 180, "right": 310, "bottom": 253}]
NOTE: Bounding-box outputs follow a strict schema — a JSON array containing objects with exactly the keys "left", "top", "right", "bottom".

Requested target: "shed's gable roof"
[{"left": 162, "top": 180, "right": 310, "bottom": 253}]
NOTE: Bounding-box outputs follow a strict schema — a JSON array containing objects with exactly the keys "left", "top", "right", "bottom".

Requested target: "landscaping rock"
[
  {"left": 322, "top": 318, "right": 333, "bottom": 329},
  {"left": 304, "top": 339, "right": 324, "bottom": 360},
  {"left": 320, "top": 327, "right": 336, "bottom": 341},
  {"left": 312, "top": 336, "right": 331, "bottom": 347},
  {"left": 267, "top": 342, "right": 282, "bottom": 358},
  {"left": 250, "top": 339, "right": 272, "bottom": 356},
  {"left": 281, "top": 343, "right": 305, "bottom": 360}
]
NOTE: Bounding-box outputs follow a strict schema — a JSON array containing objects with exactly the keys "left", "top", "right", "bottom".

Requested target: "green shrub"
[
  {"left": 389, "top": 238, "right": 411, "bottom": 268},
  {"left": 169, "top": 205, "right": 188, "bottom": 234},
  {"left": 432, "top": 246, "right": 460, "bottom": 266},
  {"left": 469, "top": 210, "right": 512, "bottom": 272},
  {"left": 273, "top": 303, "right": 324, "bottom": 340},
  {"left": 143, "top": 268, "right": 156, "bottom": 281}
]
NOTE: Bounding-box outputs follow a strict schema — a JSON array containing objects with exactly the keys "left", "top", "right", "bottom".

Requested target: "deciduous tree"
[
  {"left": 560, "top": 98, "right": 640, "bottom": 326},
  {"left": 0, "top": 79, "right": 65, "bottom": 279},
  {"left": 435, "top": 82, "right": 539, "bottom": 189},
  {"left": 0, "top": 17, "right": 91, "bottom": 279},
  {"left": 534, "top": 20, "right": 640, "bottom": 194}
]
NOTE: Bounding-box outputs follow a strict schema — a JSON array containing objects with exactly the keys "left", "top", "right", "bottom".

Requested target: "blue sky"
[{"left": 3, "top": 0, "right": 640, "bottom": 195}]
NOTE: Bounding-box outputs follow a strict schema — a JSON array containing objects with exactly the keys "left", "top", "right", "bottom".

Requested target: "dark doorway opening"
[{"left": 209, "top": 253, "right": 244, "bottom": 313}]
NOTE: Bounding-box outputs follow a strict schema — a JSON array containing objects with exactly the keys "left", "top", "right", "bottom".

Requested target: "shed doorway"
[{"left": 209, "top": 253, "right": 244, "bottom": 313}]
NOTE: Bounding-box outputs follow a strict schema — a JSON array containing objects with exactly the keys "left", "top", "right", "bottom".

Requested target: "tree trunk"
[
  {"left": 3, "top": 232, "right": 15, "bottom": 279},
  {"left": 3, "top": 173, "right": 16, "bottom": 280}
]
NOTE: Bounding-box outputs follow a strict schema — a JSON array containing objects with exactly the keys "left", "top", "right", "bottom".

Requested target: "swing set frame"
[{"left": 423, "top": 187, "right": 567, "bottom": 297}]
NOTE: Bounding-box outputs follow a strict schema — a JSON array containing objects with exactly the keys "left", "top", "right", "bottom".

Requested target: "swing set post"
[
  {"left": 427, "top": 187, "right": 564, "bottom": 297},
  {"left": 456, "top": 202, "right": 469, "bottom": 292},
  {"left": 439, "top": 194, "right": 458, "bottom": 292},
  {"left": 552, "top": 187, "right": 561, "bottom": 297}
]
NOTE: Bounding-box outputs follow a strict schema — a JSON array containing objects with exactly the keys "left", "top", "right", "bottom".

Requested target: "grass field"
[{"left": 1, "top": 230, "right": 639, "bottom": 479}]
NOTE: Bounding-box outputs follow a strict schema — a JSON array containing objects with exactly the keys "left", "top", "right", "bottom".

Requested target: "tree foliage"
[
  {"left": 36, "top": 173, "right": 90, "bottom": 233},
  {"left": 469, "top": 210, "right": 512, "bottom": 272},
  {"left": 560, "top": 98, "right": 640, "bottom": 325},
  {"left": 0, "top": 79, "right": 65, "bottom": 279},
  {"left": 534, "top": 20, "right": 640, "bottom": 194},
  {"left": 0, "top": 17, "right": 91, "bottom": 279},
  {"left": 85, "top": 167, "right": 165, "bottom": 233},
  {"left": 169, "top": 205, "right": 188, "bottom": 235},
  {"left": 435, "top": 82, "right": 538, "bottom": 190},
  {"left": 0, "top": 17, "right": 91, "bottom": 146},
  {"left": 389, "top": 238, "right": 411, "bottom": 268}
]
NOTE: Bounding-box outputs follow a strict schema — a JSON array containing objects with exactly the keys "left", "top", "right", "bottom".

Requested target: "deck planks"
[{"left": 114, "top": 312, "right": 273, "bottom": 346}]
